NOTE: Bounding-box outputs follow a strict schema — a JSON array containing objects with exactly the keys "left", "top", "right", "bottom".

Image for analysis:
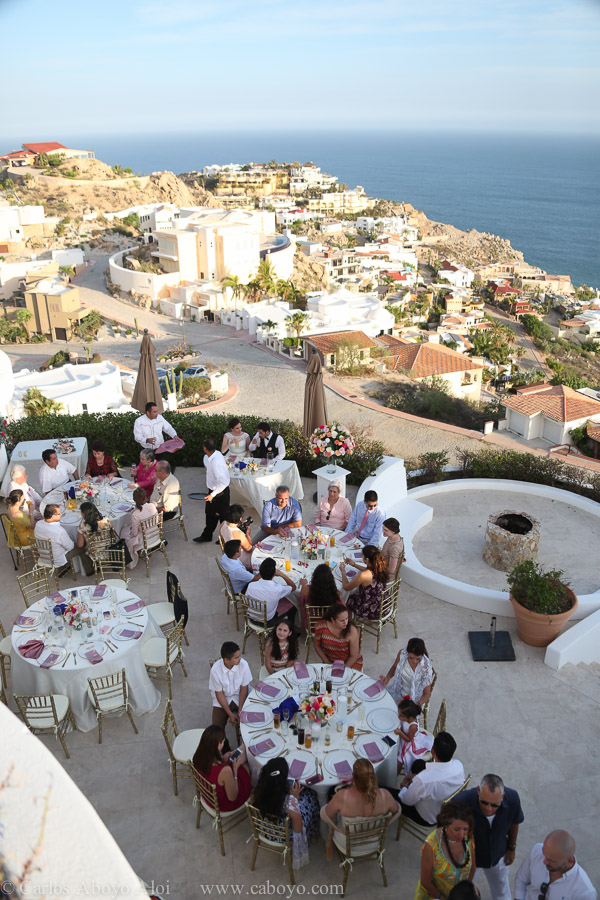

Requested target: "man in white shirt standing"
[
  {"left": 514, "top": 831, "right": 597, "bottom": 900},
  {"left": 397, "top": 732, "right": 465, "bottom": 826},
  {"left": 248, "top": 421, "right": 286, "bottom": 460},
  {"left": 209, "top": 641, "right": 252, "bottom": 730},
  {"left": 38, "top": 449, "right": 78, "bottom": 495},
  {"left": 34, "top": 504, "right": 93, "bottom": 575},
  {"left": 193, "top": 438, "right": 231, "bottom": 543},
  {"left": 133, "top": 401, "right": 179, "bottom": 472},
  {"left": 150, "top": 461, "right": 180, "bottom": 521}
]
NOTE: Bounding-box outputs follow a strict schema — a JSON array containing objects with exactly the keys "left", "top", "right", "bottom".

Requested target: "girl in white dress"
[{"left": 395, "top": 699, "right": 433, "bottom": 775}]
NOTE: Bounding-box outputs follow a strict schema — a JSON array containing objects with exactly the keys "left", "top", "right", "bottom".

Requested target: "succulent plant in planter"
[{"left": 507, "top": 560, "right": 578, "bottom": 647}]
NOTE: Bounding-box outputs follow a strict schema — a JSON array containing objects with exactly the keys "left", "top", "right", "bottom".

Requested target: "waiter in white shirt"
[
  {"left": 248, "top": 421, "right": 286, "bottom": 460},
  {"left": 133, "top": 401, "right": 179, "bottom": 472},
  {"left": 193, "top": 437, "right": 231, "bottom": 543},
  {"left": 39, "top": 449, "right": 78, "bottom": 495}
]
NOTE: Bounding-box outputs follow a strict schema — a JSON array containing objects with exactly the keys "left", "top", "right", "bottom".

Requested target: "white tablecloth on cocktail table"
[
  {"left": 1, "top": 438, "right": 89, "bottom": 497},
  {"left": 59, "top": 479, "right": 135, "bottom": 543},
  {"left": 10, "top": 584, "right": 162, "bottom": 732},
  {"left": 228, "top": 458, "right": 304, "bottom": 510},
  {"left": 241, "top": 666, "right": 398, "bottom": 812}
]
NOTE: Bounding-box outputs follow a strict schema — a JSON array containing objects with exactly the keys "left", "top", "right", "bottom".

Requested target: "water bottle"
[
  {"left": 291, "top": 539, "right": 299, "bottom": 561},
  {"left": 130, "top": 462, "right": 137, "bottom": 480}
]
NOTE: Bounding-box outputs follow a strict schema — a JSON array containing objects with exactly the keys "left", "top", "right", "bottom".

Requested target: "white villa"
[
  {"left": 6, "top": 360, "right": 130, "bottom": 419},
  {"left": 439, "top": 260, "right": 475, "bottom": 288}
]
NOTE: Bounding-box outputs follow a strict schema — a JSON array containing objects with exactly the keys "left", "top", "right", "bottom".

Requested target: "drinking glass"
[
  {"left": 304, "top": 732, "right": 312, "bottom": 749},
  {"left": 297, "top": 727, "right": 305, "bottom": 746},
  {"left": 347, "top": 724, "right": 355, "bottom": 740},
  {"left": 330, "top": 535, "right": 335, "bottom": 547},
  {"left": 285, "top": 559, "right": 291, "bottom": 572},
  {"left": 273, "top": 712, "right": 281, "bottom": 729}
]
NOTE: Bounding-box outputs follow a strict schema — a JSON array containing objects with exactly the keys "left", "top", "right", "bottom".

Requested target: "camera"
[{"left": 240, "top": 516, "right": 253, "bottom": 530}]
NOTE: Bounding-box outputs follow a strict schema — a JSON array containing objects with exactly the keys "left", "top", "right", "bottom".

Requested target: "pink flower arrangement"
[
  {"left": 299, "top": 694, "right": 336, "bottom": 722},
  {"left": 308, "top": 423, "right": 355, "bottom": 459}
]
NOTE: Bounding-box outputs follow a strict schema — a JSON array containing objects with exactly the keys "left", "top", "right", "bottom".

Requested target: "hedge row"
[{"left": 6, "top": 412, "right": 385, "bottom": 486}]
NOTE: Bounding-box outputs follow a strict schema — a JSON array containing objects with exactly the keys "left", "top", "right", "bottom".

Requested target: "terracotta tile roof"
[
  {"left": 0, "top": 150, "right": 35, "bottom": 159},
  {"left": 386, "top": 342, "right": 484, "bottom": 377},
  {"left": 305, "top": 331, "right": 377, "bottom": 353},
  {"left": 587, "top": 424, "right": 600, "bottom": 441},
  {"left": 22, "top": 142, "right": 67, "bottom": 153},
  {"left": 503, "top": 384, "right": 600, "bottom": 423},
  {"left": 376, "top": 334, "right": 408, "bottom": 348}
]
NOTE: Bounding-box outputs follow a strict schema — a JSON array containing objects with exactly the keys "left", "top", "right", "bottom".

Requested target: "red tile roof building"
[{"left": 503, "top": 383, "right": 600, "bottom": 424}]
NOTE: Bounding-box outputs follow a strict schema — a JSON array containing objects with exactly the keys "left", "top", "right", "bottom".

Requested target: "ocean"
[{"left": 58, "top": 131, "right": 600, "bottom": 288}]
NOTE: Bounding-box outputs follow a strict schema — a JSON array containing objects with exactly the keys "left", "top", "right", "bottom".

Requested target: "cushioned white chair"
[
  {"left": 139, "top": 513, "right": 169, "bottom": 578},
  {"left": 240, "top": 595, "right": 271, "bottom": 665},
  {"left": 215, "top": 557, "right": 242, "bottom": 630},
  {"left": 246, "top": 802, "right": 294, "bottom": 884},
  {"left": 32, "top": 536, "right": 76, "bottom": 588},
  {"left": 96, "top": 548, "right": 129, "bottom": 586},
  {"left": 14, "top": 692, "right": 75, "bottom": 758},
  {"left": 334, "top": 813, "right": 393, "bottom": 897},
  {"left": 160, "top": 699, "right": 204, "bottom": 796},
  {"left": 160, "top": 495, "right": 188, "bottom": 543},
  {"left": 87, "top": 667, "right": 138, "bottom": 744},
  {"left": 142, "top": 619, "right": 187, "bottom": 699},
  {"left": 192, "top": 767, "right": 247, "bottom": 855},
  {"left": 147, "top": 571, "right": 189, "bottom": 646}
]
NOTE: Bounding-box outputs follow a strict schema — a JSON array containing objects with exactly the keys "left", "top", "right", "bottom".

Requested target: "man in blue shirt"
[
  {"left": 345, "top": 490, "right": 385, "bottom": 546},
  {"left": 259, "top": 485, "right": 302, "bottom": 538},
  {"left": 220, "top": 540, "right": 259, "bottom": 595},
  {"left": 455, "top": 773, "right": 524, "bottom": 900}
]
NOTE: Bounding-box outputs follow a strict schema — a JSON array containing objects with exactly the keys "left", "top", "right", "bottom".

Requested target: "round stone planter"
[{"left": 510, "top": 588, "right": 578, "bottom": 647}]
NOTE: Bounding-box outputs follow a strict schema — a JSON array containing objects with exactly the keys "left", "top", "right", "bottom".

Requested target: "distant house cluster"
[{"left": 0, "top": 141, "right": 95, "bottom": 167}]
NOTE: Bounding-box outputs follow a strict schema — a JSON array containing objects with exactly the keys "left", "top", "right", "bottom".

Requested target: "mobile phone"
[
  {"left": 382, "top": 735, "right": 396, "bottom": 748},
  {"left": 229, "top": 747, "right": 242, "bottom": 761},
  {"left": 305, "top": 773, "right": 324, "bottom": 786},
  {"left": 287, "top": 777, "right": 295, "bottom": 788},
  {"left": 103, "top": 611, "right": 111, "bottom": 620}
]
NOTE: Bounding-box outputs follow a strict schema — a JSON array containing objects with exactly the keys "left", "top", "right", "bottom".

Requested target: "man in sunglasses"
[
  {"left": 345, "top": 490, "right": 385, "bottom": 546},
  {"left": 514, "top": 830, "right": 596, "bottom": 900},
  {"left": 455, "top": 774, "right": 523, "bottom": 900}
]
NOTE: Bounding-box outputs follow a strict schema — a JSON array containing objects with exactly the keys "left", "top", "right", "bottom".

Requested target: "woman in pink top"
[
  {"left": 130, "top": 448, "right": 157, "bottom": 500},
  {"left": 122, "top": 487, "right": 158, "bottom": 569},
  {"left": 314, "top": 483, "right": 352, "bottom": 530}
]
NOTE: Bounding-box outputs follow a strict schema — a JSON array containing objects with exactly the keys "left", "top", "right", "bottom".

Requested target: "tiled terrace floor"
[{"left": 2, "top": 469, "right": 599, "bottom": 899}]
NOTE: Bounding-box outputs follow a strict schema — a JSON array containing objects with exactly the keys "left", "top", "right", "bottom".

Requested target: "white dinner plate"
[
  {"left": 287, "top": 749, "right": 316, "bottom": 781},
  {"left": 323, "top": 748, "right": 355, "bottom": 779},
  {"left": 240, "top": 707, "right": 274, "bottom": 729},
  {"left": 353, "top": 734, "right": 388, "bottom": 763},
  {"left": 13, "top": 611, "right": 44, "bottom": 629},
  {"left": 38, "top": 645, "right": 68, "bottom": 668},
  {"left": 254, "top": 681, "right": 287, "bottom": 702},
  {"left": 61, "top": 511, "right": 81, "bottom": 524},
  {"left": 248, "top": 732, "right": 286, "bottom": 759},
  {"left": 366, "top": 708, "right": 398, "bottom": 734},
  {"left": 328, "top": 664, "right": 353, "bottom": 685},
  {"left": 78, "top": 640, "right": 109, "bottom": 660},
  {"left": 352, "top": 678, "right": 387, "bottom": 703},
  {"left": 117, "top": 598, "right": 145, "bottom": 616},
  {"left": 15, "top": 631, "right": 45, "bottom": 650},
  {"left": 288, "top": 663, "right": 317, "bottom": 687},
  {"left": 112, "top": 624, "right": 143, "bottom": 641}
]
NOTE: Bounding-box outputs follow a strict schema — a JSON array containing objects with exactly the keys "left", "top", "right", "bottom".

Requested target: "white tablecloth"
[
  {"left": 241, "top": 666, "right": 398, "bottom": 810},
  {"left": 1, "top": 438, "right": 89, "bottom": 498},
  {"left": 59, "top": 479, "right": 135, "bottom": 543},
  {"left": 228, "top": 458, "right": 304, "bottom": 511},
  {"left": 10, "top": 584, "right": 162, "bottom": 732}
]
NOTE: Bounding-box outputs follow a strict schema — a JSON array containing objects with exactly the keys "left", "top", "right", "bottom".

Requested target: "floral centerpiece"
[
  {"left": 60, "top": 597, "right": 87, "bottom": 629},
  {"left": 299, "top": 694, "right": 336, "bottom": 722},
  {"left": 300, "top": 530, "right": 328, "bottom": 559},
  {"left": 308, "top": 423, "right": 355, "bottom": 461},
  {"left": 245, "top": 459, "right": 259, "bottom": 474},
  {"left": 53, "top": 438, "right": 76, "bottom": 455},
  {"left": 78, "top": 480, "right": 98, "bottom": 499}
]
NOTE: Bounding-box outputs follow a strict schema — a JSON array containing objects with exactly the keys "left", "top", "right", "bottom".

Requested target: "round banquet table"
[
  {"left": 240, "top": 664, "right": 399, "bottom": 835},
  {"left": 251, "top": 525, "right": 366, "bottom": 603},
  {"left": 10, "top": 583, "right": 162, "bottom": 732},
  {"left": 227, "top": 457, "right": 304, "bottom": 510},
  {"left": 58, "top": 478, "right": 136, "bottom": 544}
]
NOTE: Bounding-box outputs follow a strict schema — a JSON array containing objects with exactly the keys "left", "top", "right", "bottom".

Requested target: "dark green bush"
[{"left": 6, "top": 412, "right": 384, "bottom": 485}]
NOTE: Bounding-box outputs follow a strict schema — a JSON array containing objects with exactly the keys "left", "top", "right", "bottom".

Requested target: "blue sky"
[{"left": 2, "top": 0, "right": 600, "bottom": 137}]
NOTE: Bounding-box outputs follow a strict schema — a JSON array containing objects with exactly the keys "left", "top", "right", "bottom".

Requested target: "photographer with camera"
[{"left": 219, "top": 504, "right": 254, "bottom": 568}]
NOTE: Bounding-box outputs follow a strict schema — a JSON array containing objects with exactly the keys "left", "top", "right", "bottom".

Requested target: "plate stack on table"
[
  {"left": 60, "top": 478, "right": 136, "bottom": 542},
  {"left": 251, "top": 526, "right": 364, "bottom": 601},
  {"left": 10, "top": 583, "right": 162, "bottom": 731},
  {"left": 1, "top": 438, "right": 88, "bottom": 497},
  {"left": 227, "top": 457, "right": 304, "bottom": 509},
  {"left": 240, "top": 663, "right": 398, "bottom": 829}
]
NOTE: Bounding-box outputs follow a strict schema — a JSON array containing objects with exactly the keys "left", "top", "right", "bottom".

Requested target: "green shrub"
[
  {"left": 40, "top": 350, "right": 70, "bottom": 370},
  {"left": 5, "top": 412, "right": 385, "bottom": 485},
  {"left": 180, "top": 376, "right": 210, "bottom": 399}
]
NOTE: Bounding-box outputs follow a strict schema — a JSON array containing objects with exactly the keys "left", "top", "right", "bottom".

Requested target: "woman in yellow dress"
[
  {"left": 416, "top": 801, "right": 476, "bottom": 900},
  {"left": 6, "top": 489, "right": 35, "bottom": 547}
]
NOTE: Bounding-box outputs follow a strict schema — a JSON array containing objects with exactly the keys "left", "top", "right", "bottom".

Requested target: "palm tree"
[
  {"left": 221, "top": 274, "right": 243, "bottom": 311},
  {"left": 23, "top": 387, "right": 63, "bottom": 417},
  {"left": 257, "top": 258, "right": 276, "bottom": 301},
  {"left": 59, "top": 265, "right": 75, "bottom": 282},
  {"left": 243, "top": 279, "right": 261, "bottom": 304},
  {"left": 261, "top": 319, "right": 278, "bottom": 339},
  {"left": 286, "top": 311, "right": 310, "bottom": 346}
]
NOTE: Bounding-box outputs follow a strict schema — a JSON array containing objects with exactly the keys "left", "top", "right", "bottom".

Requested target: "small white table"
[
  {"left": 10, "top": 584, "right": 162, "bottom": 732},
  {"left": 1, "top": 438, "right": 89, "bottom": 498},
  {"left": 312, "top": 464, "right": 351, "bottom": 505},
  {"left": 228, "top": 458, "right": 304, "bottom": 511}
]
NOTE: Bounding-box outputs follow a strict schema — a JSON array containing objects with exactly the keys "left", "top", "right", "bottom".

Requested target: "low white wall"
[
  {"left": 544, "top": 609, "right": 600, "bottom": 669},
  {"left": 109, "top": 248, "right": 180, "bottom": 302}
]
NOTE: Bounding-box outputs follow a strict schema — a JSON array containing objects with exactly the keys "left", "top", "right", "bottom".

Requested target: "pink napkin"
[
  {"left": 240, "top": 711, "right": 266, "bottom": 725},
  {"left": 259, "top": 459, "right": 268, "bottom": 467},
  {"left": 14, "top": 615, "right": 37, "bottom": 627},
  {"left": 85, "top": 649, "right": 103, "bottom": 664},
  {"left": 156, "top": 437, "right": 185, "bottom": 453},
  {"left": 364, "top": 680, "right": 386, "bottom": 698},
  {"left": 118, "top": 628, "right": 141, "bottom": 640},
  {"left": 124, "top": 599, "right": 145, "bottom": 613},
  {"left": 115, "top": 504, "right": 134, "bottom": 512},
  {"left": 288, "top": 759, "right": 306, "bottom": 779},
  {"left": 249, "top": 738, "right": 275, "bottom": 756},
  {"left": 40, "top": 651, "right": 61, "bottom": 669},
  {"left": 293, "top": 662, "right": 309, "bottom": 679},
  {"left": 340, "top": 533, "right": 354, "bottom": 544},
  {"left": 255, "top": 681, "right": 280, "bottom": 698},
  {"left": 345, "top": 568, "right": 358, "bottom": 578},
  {"left": 19, "top": 639, "right": 45, "bottom": 659},
  {"left": 331, "top": 660, "right": 345, "bottom": 678},
  {"left": 256, "top": 542, "right": 274, "bottom": 551},
  {"left": 92, "top": 585, "right": 106, "bottom": 599},
  {"left": 49, "top": 591, "right": 67, "bottom": 603},
  {"left": 363, "top": 741, "right": 384, "bottom": 763},
  {"left": 334, "top": 760, "right": 353, "bottom": 778},
  {"left": 352, "top": 551, "right": 364, "bottom": 559},
  {"left": 100, "top": 625, "right": 111, "bottom": 635}
]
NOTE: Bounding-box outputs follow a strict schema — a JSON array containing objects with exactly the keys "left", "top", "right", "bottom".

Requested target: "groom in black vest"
[{"left": 248, "top": 421, "right": 286, "bottom": 460}]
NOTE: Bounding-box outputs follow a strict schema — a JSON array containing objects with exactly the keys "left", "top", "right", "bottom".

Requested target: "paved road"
[{"left": 483, "top": 304, "right": 550, "bottom": 374}]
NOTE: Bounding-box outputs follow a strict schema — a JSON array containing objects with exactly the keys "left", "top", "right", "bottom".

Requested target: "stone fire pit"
[{"left": 482, "top": 509, "right": 541, "bottom": 572}]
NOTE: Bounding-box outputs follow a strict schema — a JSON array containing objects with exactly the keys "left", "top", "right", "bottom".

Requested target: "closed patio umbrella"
[
  {"left": 303, "top": 352, "right": 328, "bottom": 437},
  {"left": 132, "top": 329, "right": 163, "bottom": 413}
]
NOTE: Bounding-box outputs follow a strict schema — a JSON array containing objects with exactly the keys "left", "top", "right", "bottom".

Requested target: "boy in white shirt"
[{"left": 209, "top": 641, "right": 252, "bottom": 730}]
